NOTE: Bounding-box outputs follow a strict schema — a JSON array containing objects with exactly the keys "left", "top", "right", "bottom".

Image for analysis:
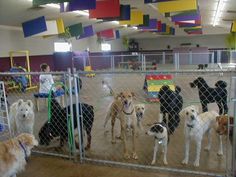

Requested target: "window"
[
  {"left": 54, "top": 42, "right": 71, "bottom": 52},
  {"left": 101, "top": 43, "right": 111, "bottom": 51}
]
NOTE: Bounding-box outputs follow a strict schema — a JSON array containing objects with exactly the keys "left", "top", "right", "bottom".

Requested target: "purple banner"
[
  {"left": 60, "top": 0, "right": 96, "bottom": 12},
  {"left": 139, "top": 19, "right": 157, "bottom": 30},
  {"left": 77, "top": 25, "right": 94, "bottom": 39},
  {"left": 171, "top": 11, "right": 201, "bottom": 22}
]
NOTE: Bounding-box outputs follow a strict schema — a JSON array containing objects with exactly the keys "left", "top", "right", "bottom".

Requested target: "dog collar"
[
  {"left": 18, "top": 140, "right": 28, "bottom": 162},
  {"left": 187, "top": 124, "right": 194, "bottom": 128},
  {"left": 123, "top": 109, "right": 134, "bottom": 115},
  {"left": 155, "top": 137, "right": 165, "bottom": 144}
]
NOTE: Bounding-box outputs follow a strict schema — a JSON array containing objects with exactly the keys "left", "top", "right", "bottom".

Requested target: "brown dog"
[
  {"left": 0, "top": 133, "right": 38, "bottom": 177},
  {"left": 216, "top": 115, "right": 234, "bottom": 144},
  {"left": 105, "top": 91, "right": 138, "bottom": 160}
]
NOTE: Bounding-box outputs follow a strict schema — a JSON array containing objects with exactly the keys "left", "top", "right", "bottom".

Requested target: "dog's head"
[
  {"left": 16, "top": 99, "right": 34, "bottom": 120},
  {"left": 38, "top": 123, "right": 54, "bottom": 146},
  {"left": 215, "top": 80, "right": 227, "bottom": 89},
  {"left": 16, "top": 133, "right": 38, "bottom": 155},
  {"left": 146, "top": 123, "right": 166, "bottom": 137},
  {"left": 216, "top": 115, "right": 234, "bottom": 135},
  {"left": 180, "top": 105, "right": 199, "bottom": 125},
  {"left": 118, "top": 91, "right": 135, "bottom": 108},
  {"left": 190, "top": 77, "right": 206, "bottom": 88},
  {"left": 135, "top": 104, "right": 145, "bottom": 120}
]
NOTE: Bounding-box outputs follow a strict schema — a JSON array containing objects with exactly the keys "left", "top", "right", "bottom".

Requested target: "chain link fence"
[
  {"left": 76, "top": 69, "right": 235, "bottom": 177},
  {"left": 0, "top": 71, "right": 76, "bottom": 159},
  {"left": 1, "top": 68, "right": 235, "bottom": 176}
]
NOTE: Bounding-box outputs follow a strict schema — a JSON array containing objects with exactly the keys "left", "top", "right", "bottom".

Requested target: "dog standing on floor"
[
  {"left": 38, "top": 98, "right": 94, "bottom": 150},
  {"left": 190, "top": 77, "right": 228, "bottom": 115},
  {"left": 0, "top": 133, "right": 38, "bottom": 177},
  {"left": 146, "top": 114, "right": 169, "bottom": 165},
  {"left": 216, "top": 115, "right": 234, "bottom": 144},
  {"left": 10, "top": 99, "right": 35, "bottom": 135},
  {"left": 158, "top": 85, "right": 183, "bottom": 134},
  {"left": 180, "top": 105, "right": 222, "bottom": 167},
  {"left": 104, "top": 91, "right": 138, "bottom": 159}
]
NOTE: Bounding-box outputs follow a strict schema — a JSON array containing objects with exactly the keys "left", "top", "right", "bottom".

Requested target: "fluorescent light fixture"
[
  {"left": 74, "top": 10, "right": 89, "bottom": 16},
  {"left": 213, "top": 0, "right": 225, "bottom": 26},
  {"left": 54, "top": 42, "right": 71, "bottom": 52},
  {"left": 101, "top": 43, "right": 111, "bottom": 51},
  {"left": 111, "top": 21, "right": 119, "bottom": 25},
  {"left": 46, "top": 3, "right": 60, "bottom": 9}
]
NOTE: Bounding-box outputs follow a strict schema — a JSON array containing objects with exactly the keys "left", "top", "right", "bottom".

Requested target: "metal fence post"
[
  {"left": 73, "top": 68, "right": 85, "bottom": 163},
  {"left": 67, "top": 68, "right": 76, "bottom": 160}
]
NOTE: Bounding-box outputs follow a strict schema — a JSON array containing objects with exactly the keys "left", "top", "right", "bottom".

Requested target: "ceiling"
[{"left": 0, "top": 0, "right": 235, "bottom": 38}]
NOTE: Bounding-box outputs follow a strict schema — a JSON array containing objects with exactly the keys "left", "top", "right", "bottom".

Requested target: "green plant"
[{"left": 122, "top": 37, "right": 129, "bottom": 49}]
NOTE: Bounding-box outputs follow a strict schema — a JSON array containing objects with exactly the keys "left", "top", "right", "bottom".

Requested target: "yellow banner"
[
  {"left": 231, "top": 21, "right": 236, "bottom": 32},
  {"left": 157, "top": 0, "right": 197, "bottom": 13},
  {"left": 119, "top": 10, "right": 143, "bottom": 25},
  {"left": 56, "top": 18, "right": 65, "bottom": 34}
]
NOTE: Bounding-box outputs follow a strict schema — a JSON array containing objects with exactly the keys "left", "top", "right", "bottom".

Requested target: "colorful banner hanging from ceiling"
[
  {"left": 89, "top": 0, "right": 120, "bottom": 19},
  {"left": 60, "top": 0, "right": 96, "bottom": 12},
  {"left": 119, "top": 10, "right": 144, "bottom": 25},
  {"left": 22, "top": 16, "right": 47, "bottom": 37},
  {"left": 33, "top": 0, "right": 71, "bottom": 6}
]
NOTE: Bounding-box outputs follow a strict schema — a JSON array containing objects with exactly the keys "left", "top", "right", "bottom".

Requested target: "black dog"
[
  {"left": 198, "top": 64, "right": 208, "bottom": 70},
  {"left": 38, "top": 98, "right": 94, "bottom": 150},
  {"left": 158, "top": 85, "right": 183, "bottom": 134},
  {"left": 190, "top": 77, "right": 228, "bottom": 115}
]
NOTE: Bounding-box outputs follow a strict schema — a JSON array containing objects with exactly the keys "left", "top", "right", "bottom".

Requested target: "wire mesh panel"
[
  {"left": 0, "top": 72, "right": 75, "bottom": 158},
  {"left": 0, "top": 81, "right": 11, "bottom": 141},
  {"left": 76, "top": 70, "right": 235, "bottom": 176}
]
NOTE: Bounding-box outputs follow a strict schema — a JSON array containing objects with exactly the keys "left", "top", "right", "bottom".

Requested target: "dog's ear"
[
  {"left": 17, "top": 99, "right": 24, "bottom": 108},
  {"left": 26, "top": 100, "right": 34, "bottom": 109},
  {"left": 216, "top": 116, "right": 221, "bottom": 122},
  {"left": 131, "top": 92, "right": 136, "bottom": 98},
  {"left": 193, "top": 105, "right": 200, "bottom": 115}
]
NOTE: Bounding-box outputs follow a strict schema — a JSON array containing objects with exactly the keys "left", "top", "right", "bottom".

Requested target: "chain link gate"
[
  {"left": 75, "top": 69, "right": 235, "bottom": 177},
  {"left": 0, "top": 71, "right": 77, "bottom": 159},
  {"left": 0, "top": 81, "right": 11, "bottom": 141}
]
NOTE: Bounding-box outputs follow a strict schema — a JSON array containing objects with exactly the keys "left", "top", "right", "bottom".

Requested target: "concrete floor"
[
  {"left": 18, "top": 155, "right": 211, "bottom": 177},
  {"left": 2, "top": 71, "right": 235, "bottom": 176}
]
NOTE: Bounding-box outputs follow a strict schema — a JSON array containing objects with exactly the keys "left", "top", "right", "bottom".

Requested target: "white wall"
[
  {"left": 0, "top": 27, "right": 229, "bottom": 58},
  {"left": 0, "top": 28, "right": 125, "bottom": 57},
  {"left": 137, "top": 34, "right": 228, "bottom": 51}
]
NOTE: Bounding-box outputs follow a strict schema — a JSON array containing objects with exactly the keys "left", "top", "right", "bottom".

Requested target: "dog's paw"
[
  {"left": 193, "top": 160, "right": 200, "bottom": 167},
  {"left": 204, "top": 146, "right": 211, "bottom": 151},
  {"left": 163, "top": 160, "right": 168, "bottom": 165},
  {"left": 217, "top": 151, "right": 223, "bottom": 156},
  {"left": 151, "top": 160, "right": 156, "bottom": 165},
  {"left": 182, "top": 159, "right": 188, "bottom": 165},
  {"left": 132, "top": 152, "right": 138, "bottom": 160},
  {"left": 116, "top": 135, "right": 123, "bottom": 140}
]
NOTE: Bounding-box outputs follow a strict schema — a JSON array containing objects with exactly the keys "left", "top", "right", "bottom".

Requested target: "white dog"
[
  {"left": 180, "top": 105, "right": 221, "bottom": 167},
  {"left": 0, "top": 133, "right": 38, "bottom": 177},
  {"left": 10, "top": 99, "right": 35, "bottom": 135},
  {"left": 146, "top": 114, "right": 168, "bottom": 165}
]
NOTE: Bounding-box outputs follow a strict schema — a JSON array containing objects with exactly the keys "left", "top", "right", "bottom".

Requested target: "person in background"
[{"left": 39, "top": 63, "right": 63, "bottom": 95}]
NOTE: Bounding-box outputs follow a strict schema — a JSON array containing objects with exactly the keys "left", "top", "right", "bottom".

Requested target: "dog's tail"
[
  {"left": 104, "top": 109, "right": 111, "bottom": 128},
  {"left": 215, "top": 80, "right": 227, "bottom": 88},
  {"left": 175, "top": 86, "right": 181, "bottom": 94}
]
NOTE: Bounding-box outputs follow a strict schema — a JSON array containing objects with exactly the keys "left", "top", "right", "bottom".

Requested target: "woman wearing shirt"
[{"left": 39, "top": 63, "right": 55, "bottom": 94}]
